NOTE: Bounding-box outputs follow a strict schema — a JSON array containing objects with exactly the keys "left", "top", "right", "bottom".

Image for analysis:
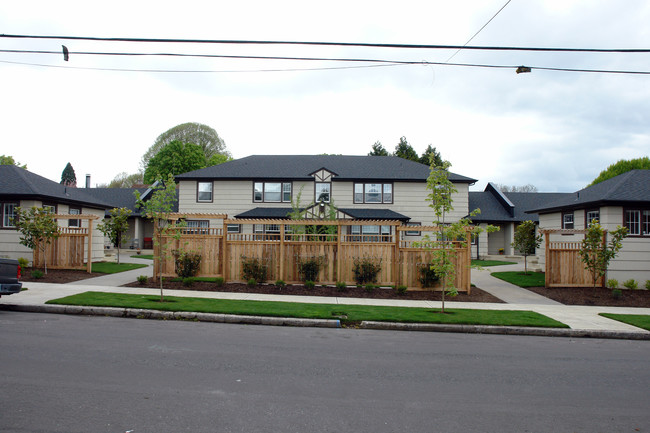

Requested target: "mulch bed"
[
  {"left": 20, "top": 268, "right": 105, "bottom": 283},
  {"left": 123, "top": 278, "right": 504, "bottom": 303},
  {"left": 526, "top": 286, "right": 650, "bottom": 308}
]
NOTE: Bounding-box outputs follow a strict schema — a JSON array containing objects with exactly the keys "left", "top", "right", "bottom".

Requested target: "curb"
[
  {"left": 2, "top": 304, "right": 649, "bottom": 340},
  {"left": 0, "top": 304, "right": 341, "bottom": 329}
]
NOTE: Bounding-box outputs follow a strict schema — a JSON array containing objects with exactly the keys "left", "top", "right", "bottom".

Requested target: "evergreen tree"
[
  {"left": 368, "top": 141, "right": 389, "bottom": 156},
  {"left": 60, "top": 162, "right": 77, "bottom": 187},
  {"left": 419, "top": 144, "right": 443, "bottom": 167},
  {"left": 393, "top": 137, "right": 419, "bottom": 162}
]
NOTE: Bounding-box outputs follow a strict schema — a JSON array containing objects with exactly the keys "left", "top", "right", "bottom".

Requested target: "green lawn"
[
  {"left": 491, "top": 271, "right": 545, "bottom": 287},
  {"left": 599, "top": 313, "right": 650, "bottom": 331},
  {"left": 91, "top": 262, "right": 149, "bottom": 274},
  {"left": 131, "top": 255, "right": 154, "bottom": 260},
  {"left": 471, "top": 260, "right": 517, "bottom": 267},
  {"left": 46, "top": 291, "right": 568, "bottom": 328}
]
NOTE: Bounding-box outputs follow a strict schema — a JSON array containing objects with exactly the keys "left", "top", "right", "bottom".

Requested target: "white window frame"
[
  {"left": 562, "top": 212, "right": 574, "bottom": 230},
  {"left": 2, "top": 203, "right": 18, "bottom": 228},
  {"left": 315, "top": 182, "right": 331, "bottom": 203},
  {"left": 197, "top": 181, "right": 213, "bottom": 202}
]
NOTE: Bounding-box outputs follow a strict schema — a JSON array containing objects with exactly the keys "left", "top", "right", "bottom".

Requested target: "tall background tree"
[
  {"left": 369, "top": 138, "right": 444, "bottom": 166},
  {"left": 144, "top": 141, "right": 208, "bottom": 184},
  {"left": 141, "top": 122, "right": 231, "bottom": 170},
  {"left": 419, "top": 144, "right": 443, "bottom": 167},
  {"left": 496, "top": 184, "right": 539, "bottom": 193},
  {"left": 393, "top": 136, "right": 419, "bottom": 162},
  {"left": 589, "top": 156, "right": 650, "bottom": 186},
  {"left": 60, "top": 162, "right": 77, "bottom": 187},
  {"left": 100, "top": 172, "right": 145, "bottom": 188},
  {"left": 368, "top": 141, "right": 389, "bottom": 156},
  {"left": 0, "top": 155, "right": 27, "bottom": 169}
]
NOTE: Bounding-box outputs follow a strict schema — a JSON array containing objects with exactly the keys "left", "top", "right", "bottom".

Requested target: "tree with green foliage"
[
  {"left": 368, "top": 141, "right": 389, "bottom": 156},
  {"left": 393, "top": 136, "right": 419, "bottom": 162},
  {"left": 419, "top": 144, "right": 443, "bottom": 167},
  {"left": 206, "top": 153, "right": 233, "bottom": 166},
  {"left": 578, "top": 220, "right": 627, "bottom": 289},
  {"left": 103, "top": 172, "right": 144, "bottom": 188},
  {"left": 60, "top": 162, "right": 77, "bottom": 187},
  {"left": 414, "top": 161, "right": 495, "bottom": 312},
  {"left": 141, "top": 122, "right": 230, "bottom": 170},
  {"left": 143, "top": 141, "right": 206, "bottom": 184},
  {"left": 0, "top": 155, "right": 27, "bottom": 169},
  {"left": 589, "top": 156, "right": 650, "bottom": 186},
  {"left": 496, "top": 184, "right": 538, "bottom": 193},
  {"left": 97, "top": 207, "right": 132, "bottom": 264},
  {"left": 14, "top": 207, "right": 60, "bottom": 274},
  {"left": 135, "top": 174, "right": 185, "bottom": 301},
  {"left": 512, "top": 220, "right": 542, "bottom": 274}
]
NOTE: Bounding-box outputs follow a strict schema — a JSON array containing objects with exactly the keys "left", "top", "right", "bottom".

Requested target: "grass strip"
[
  {"left": 471, "top": 260, "right": 517, "bottom": 267},
  {"left": 599, "top": 313, "right": 650, "bottom": 331},
  {"left": 46, "top": 291, "right": 568, "bottom": 328},
  {"left": 491, "top": 271, "right": 545, "bottom": 288},
  {"left": 91, "top": 262, "right": 149, "bottom": 274}
]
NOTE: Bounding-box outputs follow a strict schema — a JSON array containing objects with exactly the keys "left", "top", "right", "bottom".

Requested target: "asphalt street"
[{"left": 1, "top": 312, "right": 648, "bottom": 433}]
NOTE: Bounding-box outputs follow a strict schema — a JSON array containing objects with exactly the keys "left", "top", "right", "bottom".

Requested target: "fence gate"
[{"left": 542, "top": 229, "right": 604, "bottom": 288}]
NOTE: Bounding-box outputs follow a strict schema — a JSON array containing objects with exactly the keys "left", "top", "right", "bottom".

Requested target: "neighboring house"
[
  {"left": 527, "top": 169, "right": 650, "bottom": 284},
  {"left": 469, "top": 183, "right": 570, "bottom": 258},
  {"left": 0, "top": 165, "right": 112, "bottom": 262},
  {"left": 175, "top": 155, "right": 477, "bottom": 235}
]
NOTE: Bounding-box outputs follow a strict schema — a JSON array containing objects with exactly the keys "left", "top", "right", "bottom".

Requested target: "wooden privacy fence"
[
  {"left": 542, "top": 229, "right": 603, "bottom": 288},
  {"left": 154, "top": 216, "right": 472, "bottom": 292},
  {"left": 33, "top": 214, "right": 98, "bottom": 273}
]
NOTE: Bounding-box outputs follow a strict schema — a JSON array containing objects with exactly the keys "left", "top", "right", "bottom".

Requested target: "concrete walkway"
[{"left": 2, "top": 256, "right": 648, "bottom": 336}]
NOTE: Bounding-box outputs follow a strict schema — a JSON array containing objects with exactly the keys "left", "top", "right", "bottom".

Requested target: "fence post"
[
  {"left": 336, "top": 222, "right": 342, "bottom": 283},
  {"left": 394, "top": 226, "right": 400, "bottom": 288},
  {"left": 601, "top": 230, "right": 608, "bottom": 288},
  {"left": 222, "top": 219, "right": 228, "bottom": 281},
  {"left": 279, "top": 223, "right": 285, "bottom": 282},
  {"left": 544, "top": 231, "right": 550, "bottom": 288},
  {"left": 86, "top": 218, "right": 93, "bottom": 273},
  {"left": 466, "top": 227, "right": 471, "bottom": 294}
]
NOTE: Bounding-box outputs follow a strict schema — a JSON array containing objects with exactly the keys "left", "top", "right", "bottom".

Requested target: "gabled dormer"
[{"left": 309, "top": 167, "right": 338, "bottom": 204}]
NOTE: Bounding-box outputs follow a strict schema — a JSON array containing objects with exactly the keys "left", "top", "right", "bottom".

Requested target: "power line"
[
  {"left": 1, "top": 33, "right": 649, "bottom": 53},
  {"left": 446, "top": 0, "right": 512, "bottom": 62}
]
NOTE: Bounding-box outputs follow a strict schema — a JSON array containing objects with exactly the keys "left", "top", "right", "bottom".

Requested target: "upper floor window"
[
  {"left": 586, "top": 210, "right": 599, "bottom": 226},
  {"left": 1, "top": 202, "right": 18, "bottom": 228},
  {"left": 354, "top": 183, "right": 393, "bottom": 204},
  {"left": 254, "top": 182, "right": 292, "bottom": 203},
  {"left": 562, "top": 212, "right": 574, "bottom": 229},
  {"left": 197, "top": 182, "right": 213, "bottom": 202},
  {"left": 625, "top": 209, "right": 650, "bottom": 236},
  {"left": 315, "top": 182, "right": 330, "bottom": 203}
]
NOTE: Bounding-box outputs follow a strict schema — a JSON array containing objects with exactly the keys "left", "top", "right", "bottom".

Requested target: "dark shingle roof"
[
  {"left": 79, "top": 188, "right": 153, "bottom": 216},
  {"left": 176, "top": 155, "right": 476, "bottom": 183},
  {"left": 527, "top": 169, "right": 650, "bottom": 214},
  {"left": 0, "top": 165, "right": 113, "bottom": 209}
]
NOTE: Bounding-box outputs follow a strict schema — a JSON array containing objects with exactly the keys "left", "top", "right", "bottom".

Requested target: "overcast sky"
[{"left": 1, "top": 0, "right": 648, "bottom": 192}]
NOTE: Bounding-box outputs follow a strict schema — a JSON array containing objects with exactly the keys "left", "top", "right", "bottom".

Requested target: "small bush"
[
  {"left": 623, "top": 279, "right": 638, "bottom": 290},
  {"left": 365, "top": 283, "right": 375, "bottom": 292},
  {"left": 612, "top": 289, "right": 622, "bottom": 299},
  {"left": 304, "top": 280, "right": 315, "bottom": 289},
  {"left": 137, "top": 275, "right": 148, "bottom": 285},
  {"left": 173, "top": 250, "right": 202, "bottom": 279},
  {"left": 214, "top": 277, "right": 224, "bottom": 287},
  {"left": 352, "top": 257, "right": 382, "bottom": 285},
  {"left": 18, "top": 257, "right": 29, "bottom": 269},
  {"left": 335, "top": 281, "right": 347, "bottom": 291},
  {"left": 297, "top": 256, "right": 326, "bottom": 282},
  {"left": 606, "top": 279, "right": 619, "bottom": 289},
  {"left": 275, "top": 279, "right": 286, "bottom": 288},
  {"left": 182, "top": 277, "right": 195, "bottom": 287},
  {"left": 31, "top": 270, "right": 44, "bottom": 279},
  {"left": 418, "top": 264, "right": 440, "bottom": 288},
  {"left": 646, "top": 280, "right": 650, "bottom": 290},
  {"left": 241, "top": 256, "right": 268, "bottom": 283},
  {"left": 247, "top": 278, "right": 257, "bottom": 287},
  {"left": 396, "top": 285, "right": 408, "bottom": 295}
]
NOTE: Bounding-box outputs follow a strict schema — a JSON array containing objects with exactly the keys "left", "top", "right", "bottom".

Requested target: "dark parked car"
[{"left": 0, "top": 258, "right": 22, "bottom": 297}]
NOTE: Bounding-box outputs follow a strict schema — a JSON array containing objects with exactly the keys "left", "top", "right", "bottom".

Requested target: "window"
[
  {"left": 315, "top": 182, "right": 330, "bottom": 203},
  {"left": 2, "top": 203, "right": 18, "bottom": 228},
  {"left": 586, "top": 210, "right": 599, "bottom": 226},
  {"left": 354, "top": 182, "right": 393, "bottom": 204},
  {"left": 69, "top": 207, "right": 81, "bottom": 228},
  {"left": 197, "top": 182, "right": 213, "bottom": 202},
  {"left": 42, "top": 204, "right": 56, "bottom": 214},
  {"left": 227, "top": 224, "right": 241, "bottom": 234},
  {"left": 644, "top": 211, "right": 650, "bottom": 236},
  {"left": 562, "top": 212, "right": 574, "bottom": 229},
  {"left": 253, "top": 224, "right": 281, "bottom": 240},
  {"left": 405, "top": 222, "right": 421, "bottom": 236},
  {"left": 184, "top": 220, "right": 209, "bottom": 234},
  {"left": 349, "top": 224, "right": 391, "bottom": 242},
  {"left": 253, "top": 182, "right": 292, "bottom": 203},
  {"left": 625, "top": 210, "right": 648, "bottom": 236}
]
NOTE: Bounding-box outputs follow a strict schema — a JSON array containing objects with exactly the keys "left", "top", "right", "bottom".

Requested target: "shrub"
[
  {"left": 297, "top": 256, "right": 326, "bottom": 282},
  {"left": 335, "top": 281, "right": 347, "bottom": 291},
  {"left": 214, "top": 277, "right": 224, "bottom": 287},
  {"left": 304, "top": 280, "right": 315, "bottom": 289},
  {"left": 606, "top": 279, "right": 619, "bottom": 289},
  {"left": 137, "top": 275, "right": 148, "bottom": 285},
  {"left": 275, "top": 279, "right": 286, "bottom": 288},
  {"left": 182, "top": 277, "right": 195, "bottom": 287},
  {"left": 623, "top": 279, "right": 638, "bottom": 290},
  {"left": 646, "top": 280, "right": 650, "bottom": 290},
  {"left": 418, "top": 264, "right": 440, "bottom": 288},
  {"left": 396, "top": 285, "right": 408, "bottom": 295},
  {"left": 31, "top": 270, "right": 44, "bottom": 279},
  {"left": 241, "top": 256, "right": 268, "bottom": 282},
  {"left": 17, "top": 257, "right": 29, "bottom": 269},
  {"left": 612, "top": 289, "right": 622, "bottom": 299},
  {"left": 172, "top": 250, "right": 202, "bottom": 279},
  {"left": 247, "top": 278, "right": 257, "bottom": 287},
  {"left": 364, "top": 283, "right": 375, "bottom": 292},
  {"left": 352, "top": 257, "right": 382, "bottom": 285}
]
